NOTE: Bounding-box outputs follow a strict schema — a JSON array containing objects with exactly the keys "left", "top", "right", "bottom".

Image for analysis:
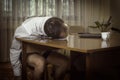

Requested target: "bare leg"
[
  {"left": 27, "top": 53, "right": 45, "bottom": 80},
  {"left": 46, "top": 51, "right": 69, "bottom": 80}
]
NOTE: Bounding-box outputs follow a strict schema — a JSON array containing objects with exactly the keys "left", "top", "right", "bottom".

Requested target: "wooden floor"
[
  {"left": 0, "top": 62, "right": 70, "bottom": 80},
  {"left": 0, "top": 62, "right": 14, "bottom": 80}
]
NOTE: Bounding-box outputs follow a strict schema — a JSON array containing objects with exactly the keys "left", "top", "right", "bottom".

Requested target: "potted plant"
[{"left": 88, "top": 16, "right": 112, "bottom": 40}]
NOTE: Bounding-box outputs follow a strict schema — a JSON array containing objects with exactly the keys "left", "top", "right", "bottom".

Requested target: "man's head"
[{"left": 44, "top": 17, "right": 69, "bottom": 39}]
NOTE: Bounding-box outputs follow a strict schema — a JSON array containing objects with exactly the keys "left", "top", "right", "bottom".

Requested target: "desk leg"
[
  {"left": 21, "top": 42, "right": 27, "bottom": 80},
  {"left": 70, "top": 51, "right": 86, "bottom": 80}
]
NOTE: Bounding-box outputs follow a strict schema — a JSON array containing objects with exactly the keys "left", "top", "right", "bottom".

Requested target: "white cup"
[{"left": 67, "top": 34, "right": 75, "bottom": 47}]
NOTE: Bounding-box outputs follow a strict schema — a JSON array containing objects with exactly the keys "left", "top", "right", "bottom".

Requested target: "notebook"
[{"left": 78, "top": 33, "right": 101, "bottom": 38}]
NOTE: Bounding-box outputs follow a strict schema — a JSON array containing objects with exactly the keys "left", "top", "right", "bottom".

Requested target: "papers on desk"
[
  {"left": 18, "top": 36, "right": 67, "bottom": 41},
  {"left": 56, "top": 38, "right": 67, "bottom": 40},
  {"left": 20, "top": 36, "right": 49, "bottom": 43},
  {"left": 20, "top": 36, "right": 51, "bottom": 40}
]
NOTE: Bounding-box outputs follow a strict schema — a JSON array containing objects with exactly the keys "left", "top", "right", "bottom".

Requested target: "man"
[{"left": 10, "top": 16, "right": 69, "bottom": 80}]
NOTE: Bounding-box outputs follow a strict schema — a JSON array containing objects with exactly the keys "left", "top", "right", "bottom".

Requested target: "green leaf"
[{"left": 94, "top": 21, "right": 102, "bottom": 27}]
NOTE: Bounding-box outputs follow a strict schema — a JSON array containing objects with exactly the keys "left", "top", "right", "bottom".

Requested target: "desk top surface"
[{"left": 16, "top": 33, "right": 120, "bottom": 53}]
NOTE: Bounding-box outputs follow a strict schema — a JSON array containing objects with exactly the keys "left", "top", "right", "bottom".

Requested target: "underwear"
[
  {"left": 42, "top": 50, "right": 52, "bottom": 59},
  {"left": 20, "top": 50, "right": 52, "bottom": 62}
]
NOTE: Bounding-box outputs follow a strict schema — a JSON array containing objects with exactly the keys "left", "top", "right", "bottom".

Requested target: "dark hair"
[{"left": 44, "top": 17, "right": 67, "bottom": 39}]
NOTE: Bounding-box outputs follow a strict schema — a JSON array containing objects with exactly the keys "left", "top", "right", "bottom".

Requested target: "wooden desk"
[{"left": 17, "top": 33, "right": 120, "bottom": 80}]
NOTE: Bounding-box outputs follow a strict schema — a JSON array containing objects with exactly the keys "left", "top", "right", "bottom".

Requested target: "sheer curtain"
[{"left": 0, "top": 0, "right": 110, "bottom": 62}]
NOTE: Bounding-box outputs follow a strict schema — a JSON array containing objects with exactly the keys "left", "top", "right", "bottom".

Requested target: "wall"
[
  {"left": 109, "top": 0, "right": 120, "bottom": 47},
  {"left": 111, "top": 0, "right": 120, "bottom": 30}
]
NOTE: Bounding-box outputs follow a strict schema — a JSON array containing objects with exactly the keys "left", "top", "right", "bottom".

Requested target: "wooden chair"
[
  {"left": 0, "top": 62, "right": 14, "bottom": 80},
  {"left": 22, "top": 50, "right": 70, "bottom": 80}
]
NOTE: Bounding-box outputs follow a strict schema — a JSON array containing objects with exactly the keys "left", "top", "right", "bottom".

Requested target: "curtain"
[{"left": 0, "top": 0, "right": 110, "bottom": 62}]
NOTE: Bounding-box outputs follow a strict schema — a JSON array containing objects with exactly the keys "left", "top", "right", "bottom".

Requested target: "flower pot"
[{"left": 101, "top": 32, "right": 110, "bottom": 41}]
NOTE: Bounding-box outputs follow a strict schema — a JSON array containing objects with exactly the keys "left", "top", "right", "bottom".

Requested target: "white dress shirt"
[{"left": 10, "top": 16, "right": 52, "bottom": 76}]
